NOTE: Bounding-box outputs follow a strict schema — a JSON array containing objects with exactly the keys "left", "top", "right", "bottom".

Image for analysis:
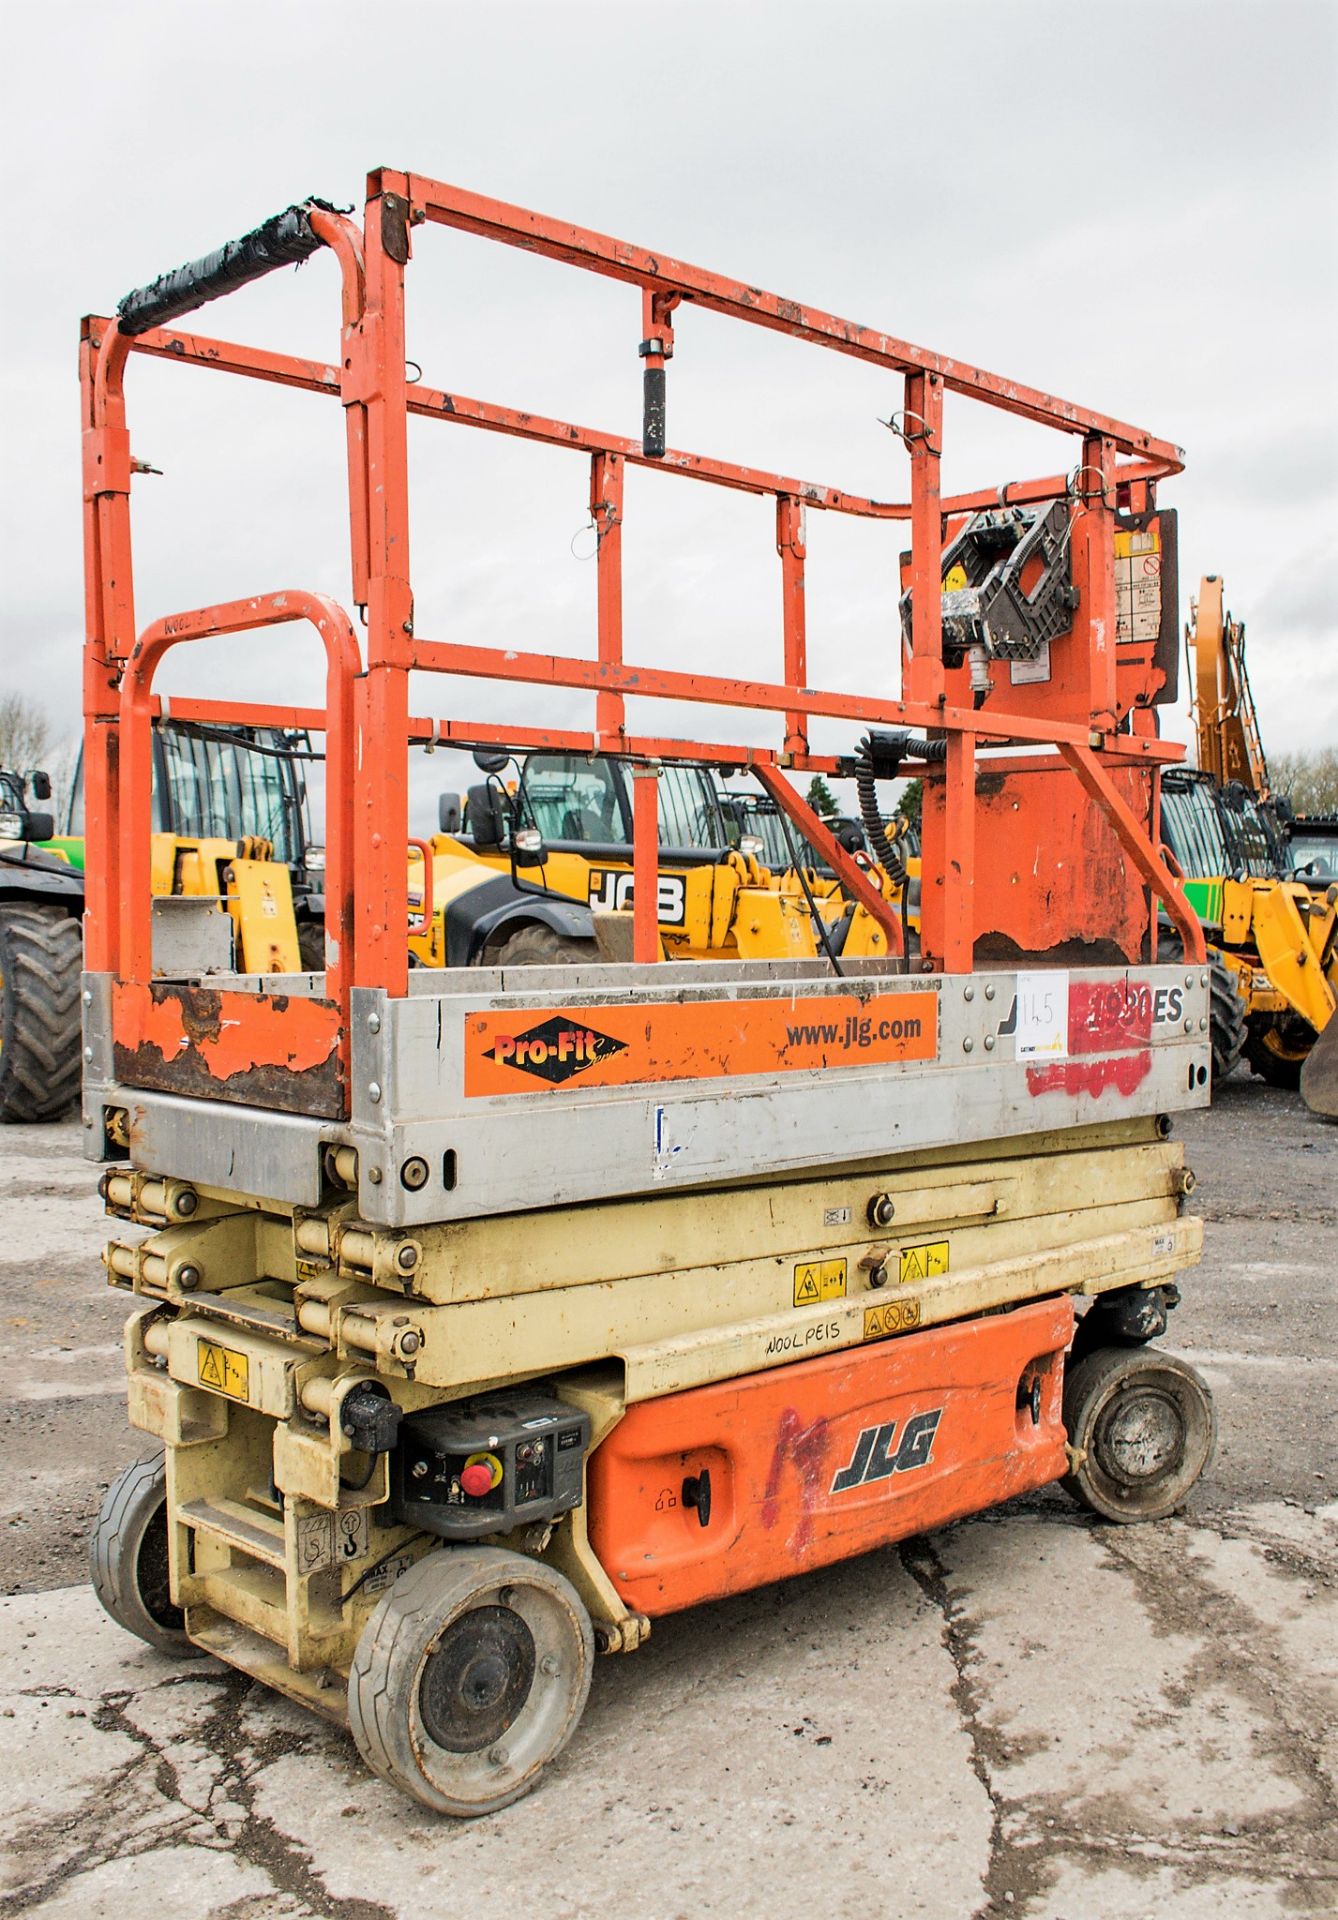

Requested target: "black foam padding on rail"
[{"left": 116, "top": 200, "right": 331, "bottom": 336}]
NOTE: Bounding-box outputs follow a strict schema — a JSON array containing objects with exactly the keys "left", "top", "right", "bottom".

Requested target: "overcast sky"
[{"left": 2, "top": 0, "right": 1334, "bottom": 829}]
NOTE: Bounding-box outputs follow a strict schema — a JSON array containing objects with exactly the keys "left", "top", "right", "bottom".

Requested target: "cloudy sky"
[{"left": 3, "top": 0, "right": 1334, "bottom": 828}]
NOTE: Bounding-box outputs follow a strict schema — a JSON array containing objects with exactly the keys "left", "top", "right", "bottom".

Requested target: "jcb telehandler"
[
  {"left": 414, "top": 746, "right": 902, "bottom": 969},
  {"left": 82, "top": 174, "right": 1217, "bottom": 1817},
  {"left": 1173, "top": 578, "right": 1338, "bottom": 1106}
]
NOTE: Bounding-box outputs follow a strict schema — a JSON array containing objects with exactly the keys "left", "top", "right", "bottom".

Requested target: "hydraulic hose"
[{"left": 854, "top": 731, "right": 946, "bottom": 882}]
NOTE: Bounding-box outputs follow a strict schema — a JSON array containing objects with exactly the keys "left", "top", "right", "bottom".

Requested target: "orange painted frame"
[{"left": 81, "top": 168, "right": 1206, "bottom": 1038}]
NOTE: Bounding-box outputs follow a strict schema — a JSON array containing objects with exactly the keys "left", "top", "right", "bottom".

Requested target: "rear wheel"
[
  {"left": 348, "top": 1547, "right": 594, "bottom": 1816},
  {"left": 490, "top": 924, "right": 597, "bottom": 968},
  {"left": 89, "top": 1453, "right": 197, "bottom": 1656},
  {"left": 1061, "top": 1346, "right": 1215, "bottom": 1523},
  {"left": 1246, "top": 1013, "right": 1312, "bottom": 1090},
  {"left": 0, "top": 906, "right": 83, "bottom": 1122}
]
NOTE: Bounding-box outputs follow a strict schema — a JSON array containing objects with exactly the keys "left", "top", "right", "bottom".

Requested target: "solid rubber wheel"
[
  {"left": 489, "top": 924, "right": 597, "bottom": 967},
  {"left": 348, "top": 1547, "right": 594, "bottom": 1816},
  {"left": 1061, "top": 1346, "right": 1216, "bottom": 1523},
  {"left": 0, "top": 906, "right": 83, "bottom": 1122},
  {"left": 89, "top": 1453, "right": 197, "bottom": 1655}
]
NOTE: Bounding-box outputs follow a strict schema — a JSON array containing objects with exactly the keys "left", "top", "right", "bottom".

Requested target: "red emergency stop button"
[{"left": 460, "top": 1463, "right": 494, "bottom": 1497}]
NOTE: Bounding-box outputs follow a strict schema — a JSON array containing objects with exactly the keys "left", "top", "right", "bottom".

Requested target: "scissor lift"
[{"left": 83, "top": 172, "right": 1215, "bottom": 1815}]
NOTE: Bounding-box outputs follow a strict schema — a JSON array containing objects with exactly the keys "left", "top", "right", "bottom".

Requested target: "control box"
[{"left": 390, "top": 1388, "right": 590, "bottom": 1540}]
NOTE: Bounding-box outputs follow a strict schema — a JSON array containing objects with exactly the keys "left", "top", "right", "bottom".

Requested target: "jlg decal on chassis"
[{"left": 465, "top": 992, "right": 939, "bottom": 1095}]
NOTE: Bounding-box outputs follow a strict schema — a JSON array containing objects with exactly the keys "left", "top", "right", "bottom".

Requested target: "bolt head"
[
  {"left": 83, "top": 990, "right": 93, "bottom": 1007},
  {"left": 540, "top": 1653, "right": 561, "bottom": 1676},
  {"left": 488, "top": 1745, "right": 509, "bottom": 1767},
  {"left": 367, "top": 1166, "right": 383, "bottom": 1185},
  {"left": 396, "top": 1328, "right": 421, "bottom": 1356},
  {"left": 984, "top": 1034, "right": 996, "bottom": 1051},
  {"left": 83, "top": 1046, "right": 94, "bottom": 1063},
  {"left": 396, "top": 1243, "right": 419, "bottom": 1271},
  {"left": 963, "top": 985, "right": 975, "bottom": 1002},
  {"left": 177, "top": 1264, "right": 201, "bottom": 1291},
  {"left": 368, "top": 1012, "right": 381, "bottom": 1034},
  {"left": 962, "top": 1036, "right": 974, "bottom": 1053},
  {"left": 368, "top": 1082, "right": 382, "bottom": 1104},
  {"left": 400, "top": 1156, "right": 429, "bottom": 1191},
  {"left": 984, "top": 983, "right": 996, "bottom": 1001},
  {"left": 175, "top": 1189, "right": 198, "bottom": 1217}
]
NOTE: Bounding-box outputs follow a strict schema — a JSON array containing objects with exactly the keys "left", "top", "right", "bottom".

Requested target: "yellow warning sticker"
[
  {"left": 197, "top": 1338, "right": 250, "bottom": 1402},
  {"left": 863, "top": 1299, "right": 923, "bottom": 1339},
  {"left": 793, "top": 1258, "right": 848, "bottom": 1308},
  {"left": 898, "top": 1240, "right": 949, "bottom": 1285}
]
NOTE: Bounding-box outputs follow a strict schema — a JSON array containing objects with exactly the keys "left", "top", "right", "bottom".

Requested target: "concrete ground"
[{"left": 1, "top": 1080, "right": 1334, "bottom": 1920}]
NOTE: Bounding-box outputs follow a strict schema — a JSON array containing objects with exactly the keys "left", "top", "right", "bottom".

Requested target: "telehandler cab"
[{"left": 83, "top": 173, "right": 1217, "bottom": 1815}]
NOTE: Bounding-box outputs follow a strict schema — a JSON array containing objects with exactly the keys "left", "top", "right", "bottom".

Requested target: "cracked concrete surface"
[{"left": 1, "top": 1081, "right": 1335, "bottom": 1918}]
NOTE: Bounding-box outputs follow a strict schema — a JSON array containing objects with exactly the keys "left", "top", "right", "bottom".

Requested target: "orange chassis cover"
[{"left": 588, "top": 1295, "right": 1073, "bottom": 1617}]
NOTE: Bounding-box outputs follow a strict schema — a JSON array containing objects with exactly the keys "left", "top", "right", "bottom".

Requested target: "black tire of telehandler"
[
  {"left": 1245, "top": 1015, "right": 1310, "bottom": 1091},
  {"left": 0, "top": 906, "right": 83, "bottom": 1122},
  {"left": 348, "top": 1547, "right": 594, "bottom": 1816},
  {"left": 1060, "top": 1346, "right": 1216, "bottom": 1524},
  {"left": 89, "top": 1453, "right": 199, "bottom": 1656},
  {"left": 296, "top": 918, "right": 326, "bottom": 973},
  {"left": 1158, "top": 932, "right": 1245, "bottom": 1088},
  {"left": 490, "top": 924, "right": 598, "bottom": 968}
]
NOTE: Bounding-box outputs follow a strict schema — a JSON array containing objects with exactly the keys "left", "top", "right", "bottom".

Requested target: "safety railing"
[{"left": 82, "top": 167, "right": 1205, "bottom": 1049}]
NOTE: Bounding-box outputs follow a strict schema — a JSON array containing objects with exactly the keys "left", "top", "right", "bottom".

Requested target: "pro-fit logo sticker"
[
  {"left": 830, "top": 1409, "right": 942, "bottom": 1493},
  {"left": 482, "top": 1016, "right": 626, "bottom": 1085},
  {"left": 465, "top": 990, "right": 938, "bottom": 1097}
]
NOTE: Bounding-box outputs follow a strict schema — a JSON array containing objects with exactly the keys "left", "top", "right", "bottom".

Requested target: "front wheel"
[
  {"left": 348, "top": 1547, "right": 595, "bottom": 1816},
  {"left": 0, "top": 906, "right": 83, "bottom": 1122},
  {"left": 89, "top": 1453, "right": 197, "bottom": 1655},
  {"left": 1246, "top": 1014, "right": 1312, "bottom": 1090},
  {"left": 1060, "top": 1346, "right": 1215, "bottom": 1523},
  {"left": 489, "top": 924, "right": 597, "bottom": 967}
]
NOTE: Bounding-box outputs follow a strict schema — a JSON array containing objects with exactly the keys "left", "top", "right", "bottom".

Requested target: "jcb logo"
[
  {"left": 830, "top": 1409, "right": 942, "bottom": 1493},
  {"left": 588, "top": 870, "right": 688, "bottom": 927}
]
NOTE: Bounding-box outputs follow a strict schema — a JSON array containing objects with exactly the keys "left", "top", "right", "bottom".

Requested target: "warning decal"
[
  {"left": 1114, "top": 523, "right": 1162, "bottom": 644},
  {"left": 793, "top": 1258, "right": 848, "bottom": 1308},
  {"left": 863, "top": 1298, "right": 923, "bottom": 1340},
  {"left": 898, "top": 1240, "right": 949, "bottom": 1285},
  {"left": 465, "top": 991, "right": 939, "bottom": 1097},
  {"left": 196, "top": 1338, "right": 249, "bottom": 1402}
]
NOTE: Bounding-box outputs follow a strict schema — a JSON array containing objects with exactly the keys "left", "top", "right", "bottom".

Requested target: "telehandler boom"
[{"left": 82, "top": 172, "right": 1216, "bottom": 1815}]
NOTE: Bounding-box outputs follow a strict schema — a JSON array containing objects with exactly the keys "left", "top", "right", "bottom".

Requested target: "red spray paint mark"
[
  {"left": 1027, "top": 975, "right": 1155, "bottom": 1099},
  {"left": 761, "top": 1406, "right": 832, "bottom": 1554},
  {"left": 1027, "top": 1051, "right": 1151, "bottom": 1099},
  {"left": 1068, "top": 977, "right": 1155, "bottom": 1054}
]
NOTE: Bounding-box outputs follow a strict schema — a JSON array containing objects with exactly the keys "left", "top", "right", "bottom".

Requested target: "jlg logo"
[{"left": 830, "top": 1409, "right": 942, "bottom": 1493}]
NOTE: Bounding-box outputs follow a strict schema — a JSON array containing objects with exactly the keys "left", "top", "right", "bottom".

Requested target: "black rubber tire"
[
  {"left": 489, "top": 924, "right": 597, "bottom": 968},
  {"left": 1159, "top": 931, "right": 1245, "bottom": 1087},
  {"left": 0, "top": 906, "right": 83, "bottom": 1123},
  {"left": 1060, "top": 1346, "right": 1216, "bottom": 1523},
  {"left": 348, "top": 1547, "right": 594, "bottom": 1816},
  {"left": 1246, "top": 1014, "right": 1311, "bottom": 1091},
  {"left": 89, "top": 1453, "right": 198, "bottom": 1656},
  {"left": 296, "top": 918, "right": 326, "bottom": 973}
]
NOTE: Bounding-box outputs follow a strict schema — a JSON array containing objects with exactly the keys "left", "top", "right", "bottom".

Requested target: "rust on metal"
[{"left": 112, "top": 982, "right": 345, "bottom": 1118}]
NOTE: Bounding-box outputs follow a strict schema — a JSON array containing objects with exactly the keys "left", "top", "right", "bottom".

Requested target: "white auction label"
[{"left": 1014, "top": 971, "right": 1069, "bottom": 1059}]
